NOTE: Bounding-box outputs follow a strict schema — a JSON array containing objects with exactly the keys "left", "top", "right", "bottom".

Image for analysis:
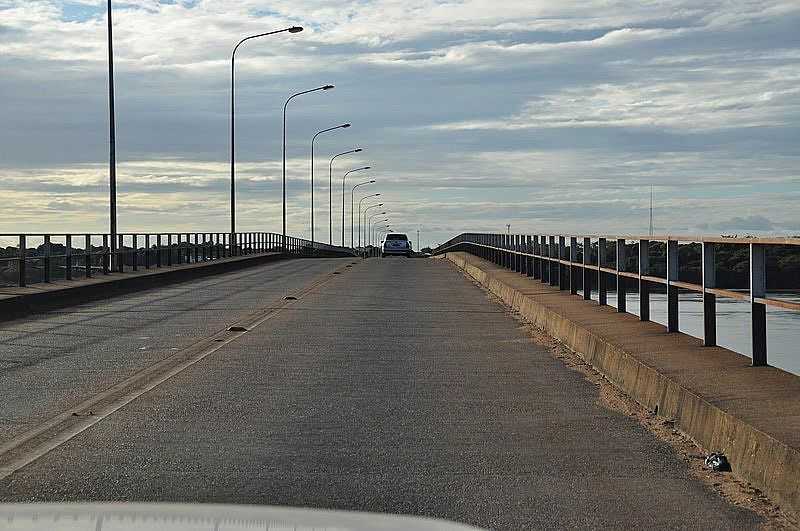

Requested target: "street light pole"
[
  {"left": 351, "top": 179, "right": 375, "bottom": 248},
  {"left": 374, "top": 224, "right": 388, "bottom": 246},
  {"left": 311, "top": 123, "right": 350, "bottom": 249},
  {"left": 283, "top": 84, "right": 334, "bottom": 251},
  {"left": 106, "top": 0, "right": 117, "bottom": 271},
  {"left": 358, "top": 198, "right": 381, "bottom": 247},
  {"left": 367, "top": 212, "right": 387, "bottom": 250},
  {"left": 342, "top": 166, "right": 371, "bottom": 246},
  {"left": 329, "top": 148, "right": 362, "bottom": 245},
  {"left": 230, "top": 25, "right": 302, "bottom": 239}
]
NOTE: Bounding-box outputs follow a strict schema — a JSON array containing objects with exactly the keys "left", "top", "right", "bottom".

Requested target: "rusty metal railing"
[
  {"left": 0, "top": 232, "right": 353, "bottom": 289},
  {"left": 435, "top": 233, "right": 800, "bottom": 368}
]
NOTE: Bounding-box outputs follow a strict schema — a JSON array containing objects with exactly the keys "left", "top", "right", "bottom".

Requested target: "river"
[{"left": 597, "top": 289, "right": 799, "bottom": 376}]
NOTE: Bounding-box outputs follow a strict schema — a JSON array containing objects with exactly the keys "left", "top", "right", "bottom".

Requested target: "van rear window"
[{"left": 385, "top": 234, "right": 408, "bottom": 240}]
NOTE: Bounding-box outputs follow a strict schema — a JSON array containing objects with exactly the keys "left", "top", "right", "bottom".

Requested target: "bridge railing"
[
  {"left": 0, "top": 232, "right": 352, "bottom": 289},
  {"left": 435, "top": 232, "right": 800, "bottom": 368}
]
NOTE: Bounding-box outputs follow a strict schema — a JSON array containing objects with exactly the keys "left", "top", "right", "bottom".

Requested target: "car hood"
[{"left": 0, "top": 503, "right": 484, "bottom": 531}]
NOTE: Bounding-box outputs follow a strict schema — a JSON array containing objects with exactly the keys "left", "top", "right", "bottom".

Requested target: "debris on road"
[{"left": 706, "top": 453, "right": 731, "bottom": 472}]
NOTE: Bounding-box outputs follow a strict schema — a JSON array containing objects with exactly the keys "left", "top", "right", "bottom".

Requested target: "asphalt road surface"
[{"left": 0, "top": 257, "right": 760, "bottom": 529}]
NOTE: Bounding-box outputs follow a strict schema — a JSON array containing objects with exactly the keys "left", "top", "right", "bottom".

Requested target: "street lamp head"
[
  {"left": 323, "top": 84, "right": 335, "bottom": 90},
  {"left": 288, "top": 26, "right": 304, "bottom": 33},
  {"left": 341, "top": 123, "right": 351, "bottom": 128},
  {"left": 355, "top": 148, "right": 363, "bottom": 153},
  {"left": 369, "top": 180, "right": 376, "bottom": 183},
  {"left": 363, "top": 166, "right": 371, "bottom": 170}
]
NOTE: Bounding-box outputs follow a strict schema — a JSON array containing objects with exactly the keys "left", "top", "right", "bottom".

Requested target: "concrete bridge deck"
[{"left": 0, "top": 257, "right": 770, "bottom": 528}]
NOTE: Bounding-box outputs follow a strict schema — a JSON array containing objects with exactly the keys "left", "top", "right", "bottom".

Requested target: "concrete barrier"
[
  {"left": 445, "top": 251, "right": 800, "bottom": 518},
  {"left": 0, "top": 252, "right": 329, "bottom": 323}
]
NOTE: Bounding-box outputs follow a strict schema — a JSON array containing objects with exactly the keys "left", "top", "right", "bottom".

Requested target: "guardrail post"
[
  {"left": 144, "top": 235, "right": 151, "bottom": 269},
  {"left": 526, "top": 235, "right": 533, "bottom": 277},
  {"left": 583, "top": 237, "right": 591, "bottom": 300},
  {"left": 117, "top": 234, "right": 124, "bottom": 272},
  {"left": 18, "top": 235, "right": 26, "bottom": 287},
  {"left": 558, "top": 236, "right": 566, "bottom": 290},
  {"left": 493, "top": 234, "right": 498, "bottom": 264},
  {"left": 156, "top": 235, "right": 162, "bottom": 267},
  {"left": 597, "top": 238, "right": 606, "bottom": 305},
  {"left": 639, "top": 240, "right": 649, "bottom": 321},
  {"left": 102, "top": 234, "right": 110, "bottom": 275},
  {"left": 569, "top": 237, "right": 577, "bottom": 294},
  {"left": 549, "top": 236, "right": 558, "bottom": 287},
  {"left": 667, "top": 239, "right": 679, "bottom": 332},
  {"left": 65, "top": 235, "right": 73, "bottom": 280},
  {"left": 702, "top": 242, "right": 716, "bottom": 346},
  {"left": 616, "top": 238, "right": 626, "bottom": 312},
  {"left": 43, "top": 235, "right": 51, "bottom": 283},
  {"left": 85, "top": 234, "right": 92, "bottom": 278},
  {"left": 540, "top": 235, "right": 548, "bottom": 282},
  {"left": 750, "top": 243, "right": 767, "bottom": 366},
  {"left": 132, "top": 234, "right": 138, "bottom": 271},
  {"left": 166, "top": 234, "right": 172, "bottom": 266},
  {"left": 532, "top": 236, "right": 539, "bottom": 279},
  {"left": 512, "top": 235, "right": 519, "bottom": 272}
]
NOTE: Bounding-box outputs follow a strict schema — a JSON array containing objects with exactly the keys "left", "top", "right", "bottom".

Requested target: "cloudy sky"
[{"left": 1, "top": 0, "right": 799, "bottom": 247}]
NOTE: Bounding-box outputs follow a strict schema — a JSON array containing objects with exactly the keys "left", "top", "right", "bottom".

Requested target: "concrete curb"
[
  {"left": 0, "top": 253, "right": 295, "bottom": 323},
  {"left": 445, "top": 251, "right": 800, "bottom": 518}
]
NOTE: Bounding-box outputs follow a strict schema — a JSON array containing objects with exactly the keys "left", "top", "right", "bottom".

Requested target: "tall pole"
[
  {"left": 311, "top": 124, "right": 350, "bottom": 249},
  {"left": 358, "top": 196, "right": 381, "bottom": 247},
  {"left": 342, "top": 166, "right": 371, "bottom": 246},
  {"left": 417, "top": 229, "right": 420, "bottom": 250},
  {"left": 351, "top": 179, "right": 375, "bottom": 249},
  {"left": 366, "top": 211, "right": 386, "bottom": 249},
  {"left": 369, "top": 217, "right": 388, "bottom": 248},
  {"left": 230, "top": 26, "right": 302, "bottom": 237},
  {"left": 283, "top": 84, "right": 334, "bottom": 251},
  {"left": 107, "top": 0, "right": 117, "bottom": 271},
  {"left": 328, "top": 148, "right": 362, "bottom": 246}
]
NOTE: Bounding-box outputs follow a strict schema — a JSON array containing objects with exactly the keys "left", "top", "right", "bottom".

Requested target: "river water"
[{"left": 595, "top": 289, "right": 799, "bottom": 376}]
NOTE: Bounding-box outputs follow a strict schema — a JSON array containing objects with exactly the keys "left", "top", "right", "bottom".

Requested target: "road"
[{"left": 0, "top": 257, "right": 760, "bottom": 529}]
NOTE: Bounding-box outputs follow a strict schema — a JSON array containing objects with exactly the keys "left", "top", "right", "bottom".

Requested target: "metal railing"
[
  {"left": 435, "top": 232, "right": 800, "bottom": 367},
  {"left": 0, "top": 232, "right": 352, "bottom": 289}
]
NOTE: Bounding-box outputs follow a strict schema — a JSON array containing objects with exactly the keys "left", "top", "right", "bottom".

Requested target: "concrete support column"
[
  {"left": 667, "top": 239, "right": 679, "bottom": 333},
  {"left": 750, "top": 243, "right": 767, "bottom": 366}
]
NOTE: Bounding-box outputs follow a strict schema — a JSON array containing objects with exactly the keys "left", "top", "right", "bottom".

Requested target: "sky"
[{"left": 1, "top": 0, "right": 799, "bottom": 248}]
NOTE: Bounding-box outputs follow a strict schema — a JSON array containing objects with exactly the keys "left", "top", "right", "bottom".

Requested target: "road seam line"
[{"left": 0, "top": 261, "right": 345, "bottom": 480}]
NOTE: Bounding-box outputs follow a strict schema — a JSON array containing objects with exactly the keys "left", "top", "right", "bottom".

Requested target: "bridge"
[{"left": 0, "top": 230, "right": 798, "bottom": 529}]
